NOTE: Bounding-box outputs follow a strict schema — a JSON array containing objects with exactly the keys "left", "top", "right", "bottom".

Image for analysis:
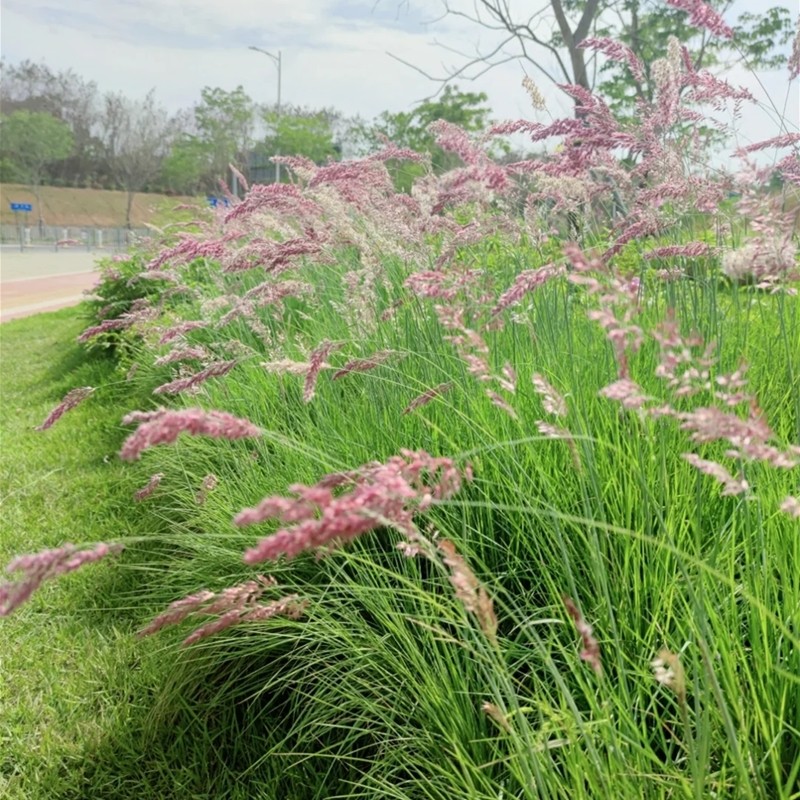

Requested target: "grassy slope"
[
  {"left": 0, "top": 308, "right": 171, "bottom": 799},
  {"left": 0, "top": 306, "right": 278, "bottom": 800},
  {"left": 0, "top": 183, "right": 200, "bottom": 228}
]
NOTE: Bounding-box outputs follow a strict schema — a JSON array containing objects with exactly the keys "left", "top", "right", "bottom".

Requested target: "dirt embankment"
[{"left": 0, "top": 184, "right": 200, "bottom": 228}]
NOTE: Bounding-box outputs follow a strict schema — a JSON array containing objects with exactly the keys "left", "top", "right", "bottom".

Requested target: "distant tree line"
[
  {"left": 8, "top": 0, "right": 789, "bottom": 230},
  {"left": 0, "top": 59, "right": 505, "bottom": 227}
]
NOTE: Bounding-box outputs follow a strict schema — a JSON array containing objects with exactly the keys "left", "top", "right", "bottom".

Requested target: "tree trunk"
[
  {"left": 33, "top": 184, "right": 45, "bottom": 236},
  {"left": 125, "top": 189, "right": 134, "bottom": 230},
  {"left": 550, "top": 0, "right": 601, "bottom": 112}
]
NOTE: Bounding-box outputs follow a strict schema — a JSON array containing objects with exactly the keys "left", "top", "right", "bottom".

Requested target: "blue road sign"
[{"left": 10, "top": 202, "right": 33, "bottom": 212}]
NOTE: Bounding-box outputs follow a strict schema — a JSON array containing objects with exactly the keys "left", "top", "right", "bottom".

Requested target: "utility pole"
[{"left": 249, "top": 46, "right": 282, "bottom": 184}]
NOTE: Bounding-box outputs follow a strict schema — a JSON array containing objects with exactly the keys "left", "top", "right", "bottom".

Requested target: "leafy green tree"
[
  {"left": 258, "top": 105, "right": 340, "bottom": 178},
  {"left": 160, "top": 135, "right": 211, "bottom": 195},
  {"left": 159, "top": 86, "right": 256, "bottom": 193},
  {"left": 0, "top": 110, "right": 74, "bottom": 228},
  {"left": 370, "top": 85, "right": 491, "bottom": 161},
  {"left": 0, "top": 59, "right": 102, "bottom": 187},
  {"left": 194, "top": 86, "right": 256, "bottom": 184},
  {"left": 361, "top": 85, "right": 495, "bottom": 191},
  {"left": 593, "top": 3, "right": 795, "bottom": 118}
]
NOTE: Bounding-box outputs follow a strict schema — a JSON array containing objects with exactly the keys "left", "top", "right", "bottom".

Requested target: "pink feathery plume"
[
  {"left": 579, "top": 37, "right": 645, "bottom": 84},
  {"left": 643, "top": 243, "right": 714, "bottom": 260},
  {"left": 36, "top": 386, "right": 94, "bottom": 430},
  {"left": 229, "top": 163, "right": 249, "bottom": 192},
  {"left": 119, "top": 408, "right": 262, "bottom": 461},
  {"left": 154, "top": 346, "right": 210, "bottom": 366},
  {"left": 438, "top": 538, "right": 497, "bottom": 643},
  {"left": 532, "top": 374, "right": 568, "bottom": 418},
  {"left": 789, "top": 17, "right": 800, "bottom": 81},
  {"left": 77, "top": 317, "right": 131, "bottom": 343},
  {"left": 403, "top": 382, "right": 454, "bottom": 415},
  {"left": 491, "top": 265, "right": 562, "bottom": 316},
  {"left": 666, "top": 0, "right": 734, "bottom": 39},
  {"left": 158, "top": 321, "right": 207, "bottom": 345},
  {"left": 780, "top": 496, "right": 800, "bottom": 518},
  {"left": 153, "top": 360, "right": 237, "bottom": 395},
  {"left": 236, "top": 450, "right": 466, "bottom": 563},
  {"left": 146, "top": 231, "right": 241, "bottom": 271},
  {"left": 367, "top": 138, "right": 431, "bottom": 164},
  {"left": 736, "top": 133, "right": 800, "bottom": 155},
  {"left": 303, "top": 340, "right": 343, "bottom": 403},
  {"left": 134, "top": 472, "right": 164, "bottom": 501},
  {"left": 138, "top": 574, "right": 307, "bottom": 646},
  {"left": 599, "top": 378, "right": 652, "bottom": 410},
  {"left": 486, "top": 390, "right": 519, "bottom": 420},
  {"left": 1, "top": 542, "right": 123, "bottom": 616},
  {"left": 331, "top": 350, "right": 399, "bottom": 381},
  {"left": 563, "top": 595, "right": 602, "bottom": 675},
  {"left": 682, "top": 454, "right": 749, "bottom": 496}
]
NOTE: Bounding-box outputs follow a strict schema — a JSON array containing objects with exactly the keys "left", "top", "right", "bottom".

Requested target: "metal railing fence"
[{"left": 0, "top": 223, "right": 149, "bottom": 252}]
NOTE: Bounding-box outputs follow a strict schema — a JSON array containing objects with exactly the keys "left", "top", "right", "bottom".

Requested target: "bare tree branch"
[
  {"left": 101, "top": 90, "right": 177, "bottom": 228},
  {"left": 380, "top": 0, "right": 793, "bottom": 123},
  {"left": 382, "top": 0, "right": 605, "bottom": 115}
]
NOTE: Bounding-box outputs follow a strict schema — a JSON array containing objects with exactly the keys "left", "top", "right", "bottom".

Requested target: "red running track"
[{"left": 1, "top": 270, "right": 100, "bottom": 323}]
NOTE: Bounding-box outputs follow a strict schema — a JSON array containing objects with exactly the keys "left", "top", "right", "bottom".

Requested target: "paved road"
[{"left": 0, "top": 250, "right": 102, "bottom": 323}]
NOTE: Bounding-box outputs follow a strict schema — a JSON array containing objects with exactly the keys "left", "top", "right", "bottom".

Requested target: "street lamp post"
[{"left": 249, "top": 46, "right": 282, "bottom": 183}]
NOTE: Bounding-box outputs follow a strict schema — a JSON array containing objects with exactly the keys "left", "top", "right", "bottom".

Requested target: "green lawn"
[{"left": 0, "top": 308, "right": 166, "bottom": 798}]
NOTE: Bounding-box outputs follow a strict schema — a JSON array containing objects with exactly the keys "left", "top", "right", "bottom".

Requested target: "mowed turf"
[{"left": 0, "top": 307, "right": 172, "bottom": 799}]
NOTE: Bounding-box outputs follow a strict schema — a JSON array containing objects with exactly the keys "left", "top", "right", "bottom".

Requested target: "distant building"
[
  {"left": 245, "top": 142, "right": 343, "bottom": 185},
  {"left": 247, "top": 150, "right": 279, "bottom": 185}
]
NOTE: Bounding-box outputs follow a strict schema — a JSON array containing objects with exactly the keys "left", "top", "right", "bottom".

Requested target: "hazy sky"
[{"left": 2, "top": 0, "right": 797, "bottom": 151}]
